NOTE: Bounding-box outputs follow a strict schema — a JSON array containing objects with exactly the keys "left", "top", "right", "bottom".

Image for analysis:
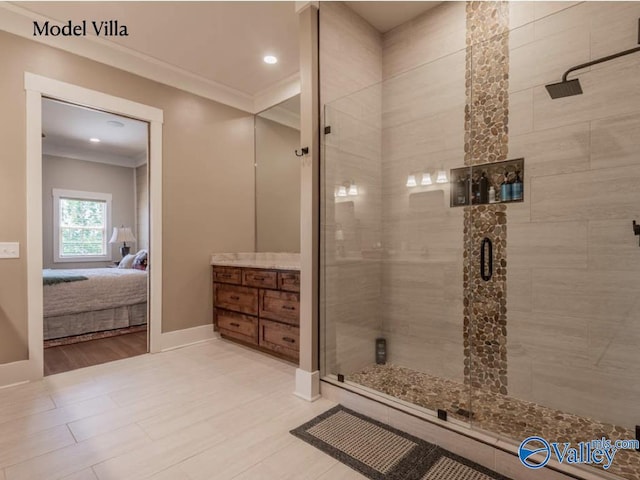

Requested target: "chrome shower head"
[{"left": 545, "top": 79, "right": 583, "bottom": 99}]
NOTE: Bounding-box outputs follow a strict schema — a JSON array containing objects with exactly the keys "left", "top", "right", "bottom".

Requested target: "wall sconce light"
[
  {"left": 406, "top": 174, "right": 417, "bottom": 187},
  {"left": 348, "top": 181, "right": 358, "bottom": 196},
  {"left": 421, "top": 172, "right": 433, "bottom": 186},
  {"left": 337, "top": 185, "right": 348, "bottom": 197},
  {"left": 436, "top": 170, "right": 448, "bottom": 184}
]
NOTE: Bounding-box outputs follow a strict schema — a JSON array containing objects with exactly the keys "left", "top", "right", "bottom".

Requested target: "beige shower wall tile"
[
  {"left": 588, "top": 219, "right": 640, "bottom": 271},
  {"left": 533, "top": 2, "right": 590, "bottom": 39},
  {"left": 320, "top": 1, "right": 382, "bottom": 105},
  {"left": 326, "top": 83, "right": 382, "bottom": 131},
  {"left": 509, "top": 2, "right": 535, "bottom": 30},
  {"left": 325, "top": 262, "right": 381, "bottom": 306},
  {"left": 382, "top": 51, "right": 465, "bottom": 129},
  {"left": 324, "top": 113, "right": 381, "bottom": 162},
  {"left": 533, "top": 1, "right": 582, "bottom": 22},
  {"left": 528, "top": 364, "right": 640, "bottom": 428},
  {"left": 509, "top": 25, "right": 590, "bottom": 93},
  {"left": 531, "top": 164, "right": 640, "bottom": 222},
  {"left": 508, "top": 89, "right": 534, "bottom": 136},
  {"left": 333, "top": 323, "right": 382, "bottom": 375},
  {"left": 382, "top": 1, "right": 465, "bottom": 79},
  {"left": 382, "top": 219, "right": 463, "bottom": 263},
  {"left": 506, "top": 267, "right": 532, "bottom": 312},
  {"left": 532, "top": 267, "right": 640, "bottom": 323},
  {"left": 382, "top": 110, "right": 465, "bottom": 162},
  {"left": 508, "top": 122, "right": 590, "bottom": 177},
  {"left": 590, "top": 2, "right": 640, "bottom": 60},
  {"left": 591, "top": 112, "right": 640, "bottom": 170},
  {"left": 385, "top": 332, "right": 465, "bottom": 383},
  {"left": 533, "top": 60, "right": 640, "bottom": 130},
  {"left": 508, "top": 221, "right": 587, "bottom": 269},
  {"left": 505, "top": 355, "right": 533, "bottom": 400},
  {"left": 508, "top": 310, "right": 590, "bottom": 369}
]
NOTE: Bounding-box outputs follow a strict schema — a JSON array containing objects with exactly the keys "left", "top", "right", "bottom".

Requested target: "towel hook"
[{"left": 295, "top": 147, "right": 309, "bottom": 157}]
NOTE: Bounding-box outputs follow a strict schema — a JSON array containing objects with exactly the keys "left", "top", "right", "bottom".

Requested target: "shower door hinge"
[
  {"left": 324, "top": 125, "right": 332, "bottom": 135},
  {"left": 437, "top": 409, "right": 447, "bottom": 421},
  {"left": 337, "top": 373, "right": 344, "bottom": 382}
]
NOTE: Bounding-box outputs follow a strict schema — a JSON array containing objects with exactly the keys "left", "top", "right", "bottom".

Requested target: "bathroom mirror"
[{"left": 255, "top": 95, "right": 301, "bottom": 252}]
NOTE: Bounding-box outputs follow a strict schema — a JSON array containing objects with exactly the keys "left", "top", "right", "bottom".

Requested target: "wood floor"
[
  {"left": 0, "top": 338, "right": 358, "bottom": 480},
  {"left": 44, "top": 331, "right": 148, "bottom": 376}
]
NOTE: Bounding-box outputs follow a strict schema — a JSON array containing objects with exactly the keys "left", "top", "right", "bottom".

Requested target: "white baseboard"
[
  {"left": 160, "top": 324, "right": 217, "bottom": 352},
  {"left": 294, "top": 368, "right": 320, "bottom": 401},
  {"left": 0, "top": 359, "right": 41, "bottom": 389}
]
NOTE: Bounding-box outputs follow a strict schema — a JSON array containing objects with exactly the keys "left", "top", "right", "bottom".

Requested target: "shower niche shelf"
[{"left": 450, "top": 157, "right": 524, "bottom": 207}]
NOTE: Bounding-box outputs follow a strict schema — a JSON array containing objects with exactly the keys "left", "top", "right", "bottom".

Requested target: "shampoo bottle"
[
  {"left": 479, "top": 171, "right": 489, "bottom": 204},
  {"left": 500, "top": 171, "right": 512, "bottom": 202},
  {"left": 489, "top": 186, "right": 496, "bottom": 203},
  {"left": 512, "top": 170, "right": 523, "bottom": 201}
]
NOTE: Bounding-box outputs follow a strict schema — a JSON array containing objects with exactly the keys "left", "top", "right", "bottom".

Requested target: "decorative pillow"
[
  {"left": 117, "top": 254, "right": 136, "bottom": 269},
  {"left": 133, "top": 249, "right": 148, "bottom": 270}
]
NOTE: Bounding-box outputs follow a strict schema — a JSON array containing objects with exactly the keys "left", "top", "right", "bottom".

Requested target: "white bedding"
[{"left": 43, "top": 268, "right": 147, "bottom": 317}]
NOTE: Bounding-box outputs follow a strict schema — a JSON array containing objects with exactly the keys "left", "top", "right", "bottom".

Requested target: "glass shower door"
[{"left": 321, "top": 48, "right": 474, "bottom": 427}]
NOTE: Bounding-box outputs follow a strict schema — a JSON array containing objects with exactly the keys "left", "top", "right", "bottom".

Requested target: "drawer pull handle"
[
  {"left": 230, "top": 295, "right": 240, "bottom": 300},
  {"left": 253, "top": 276, "right": 265, "bottom": 281},
  {"left": 219, "top": 274, "right": 232, "bottom": 278},
  {"left": 230, "top": 322, "right": 240, "bottom": 327},
  {"left": 282, "top": 305, "right": 296, "bottom": 311},
  {"left": 282, "top": 336, "right": 296, "bottom": 344}
]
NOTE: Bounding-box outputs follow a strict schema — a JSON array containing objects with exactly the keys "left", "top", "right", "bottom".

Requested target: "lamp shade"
[{"left": 109, "top": 226, "right": 136, "bottom": 244}]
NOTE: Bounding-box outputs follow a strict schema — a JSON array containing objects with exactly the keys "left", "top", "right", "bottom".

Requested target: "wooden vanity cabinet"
[{"left": 212, "top": 265, "right": 300, "bottom": 362}]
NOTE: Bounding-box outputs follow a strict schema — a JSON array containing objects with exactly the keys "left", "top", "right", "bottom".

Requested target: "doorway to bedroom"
[{"left": 41, "top": 98, "right": 150, "bottom": 375}]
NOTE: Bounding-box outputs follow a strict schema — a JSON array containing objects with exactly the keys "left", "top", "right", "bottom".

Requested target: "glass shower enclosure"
[{"left": 319, "top": 4, "right": 640, "bottom": 480}]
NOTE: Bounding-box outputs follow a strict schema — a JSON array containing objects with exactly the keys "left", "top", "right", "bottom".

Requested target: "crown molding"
[
  {"left": 254, "top": 72, "right": 301, "bottom": 114},
  {"left": 258, "top": 105, "right": 300, "bottom": 131},
  {"left": 1, "top": 2, "right": 299, "bottom": 114},
  {"left": 42, "top": 145, "right": 142, "bottom": 169}
]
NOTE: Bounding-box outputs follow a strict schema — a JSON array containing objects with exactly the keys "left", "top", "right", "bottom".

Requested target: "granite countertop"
[{"left": 210, "top": 252, "right": 300, "bottom": 270}]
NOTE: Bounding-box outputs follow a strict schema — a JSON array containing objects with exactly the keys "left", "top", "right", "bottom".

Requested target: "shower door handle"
[{"left": 480, "top": 237, "right": 493, "bottom": 281}]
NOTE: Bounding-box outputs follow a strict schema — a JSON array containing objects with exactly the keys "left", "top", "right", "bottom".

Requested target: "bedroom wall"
[
  {"left": 0, "top": 30, "right": 255, "bottom": 364},
  {"left": 135, "top": 164, "right": 149, "bottom": 250},
  {"left": 42, "top": 154, "right": 136, "bottom": 269}
]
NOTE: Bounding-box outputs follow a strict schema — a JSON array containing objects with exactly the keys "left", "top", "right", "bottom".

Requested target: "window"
[{"left": 53, "top": 189, "right": 112, "bottom": 262}]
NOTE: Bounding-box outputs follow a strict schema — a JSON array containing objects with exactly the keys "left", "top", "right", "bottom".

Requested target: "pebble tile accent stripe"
[{"left": 463, "top": 0, "right": 511, "bottom": 396}]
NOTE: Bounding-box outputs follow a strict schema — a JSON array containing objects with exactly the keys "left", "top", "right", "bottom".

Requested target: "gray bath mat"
[{"left": 290, "top": 405, "right": 512, "bottom": 480}]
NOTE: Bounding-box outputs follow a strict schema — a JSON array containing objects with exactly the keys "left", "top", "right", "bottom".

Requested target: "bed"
[{"left": 43, "top": 267, "right": 148, "bottom": 343}]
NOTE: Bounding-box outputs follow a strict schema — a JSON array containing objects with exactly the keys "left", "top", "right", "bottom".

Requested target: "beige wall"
[
  {"left": 135, "top": 164, "right": 149, "bottom": 250},
  {"left": 320, "top": 1, "right": 383, "bottom": 376},
  {"left": 255, "top": 116, "right": 300, "bottom": 253},
  {"left": 0, "top": 31, "right": 255, "bottom": 364},
  {"left": 42, "top": 154, "right": 136, "bottom": 269}
]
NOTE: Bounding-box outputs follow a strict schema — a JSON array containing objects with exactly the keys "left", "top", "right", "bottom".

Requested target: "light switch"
[{"left": 0, "top": 242, "right": 19, "bottom": 259}]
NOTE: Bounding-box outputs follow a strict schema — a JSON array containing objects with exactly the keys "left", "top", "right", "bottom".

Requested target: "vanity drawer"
[
  {"left": 217, "top": 311, "right": 258, "bottom": 345},
  {"left": 212, "top": 266, "right": 242, "bottom": 285},
  {"left": 242, "top": 269, "right": 278, "bottom": 289},
  {"left": 259, "top": 319, "right": 299, "bottom": 360},
  {"left": 259, "top": 289, "right": 299, "bottom": 325},
  {"left": 214, "top": 284, "right": 258, "bottom": 315},
  {"left": 278, "top": 271, "right": 300, "bottom": 292}
]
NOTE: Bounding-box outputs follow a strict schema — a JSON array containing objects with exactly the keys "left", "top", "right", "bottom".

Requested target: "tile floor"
[{"left": 0, "top": 339, "right": 365, "bottom": 480}]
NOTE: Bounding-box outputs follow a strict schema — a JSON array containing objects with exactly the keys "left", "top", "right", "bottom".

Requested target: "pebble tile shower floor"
[{"left": 349, "top": 364, "right": 640, "bottom": 480}]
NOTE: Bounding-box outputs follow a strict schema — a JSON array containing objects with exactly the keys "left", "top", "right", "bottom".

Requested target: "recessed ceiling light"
[
  {"left": 107, "top": 120, "right": 124, "bottom": 128},
  {"left": 89, "top": 138, "right": 101, "bottom": 143},
  {"left": 263, "top": 55, "right": 278, "bottom": 64}
]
